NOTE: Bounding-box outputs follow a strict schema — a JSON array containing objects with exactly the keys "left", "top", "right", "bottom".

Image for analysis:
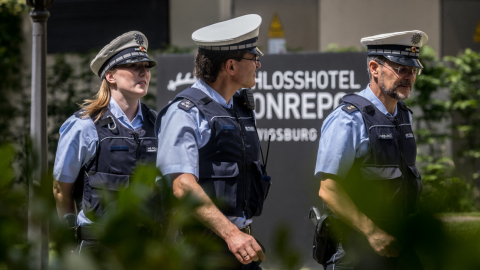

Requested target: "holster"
[{"left": 309, "top": 206, "right": 336, "bottom": 266}]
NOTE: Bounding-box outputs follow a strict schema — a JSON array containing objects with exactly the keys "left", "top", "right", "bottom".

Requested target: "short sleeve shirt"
[
  {"left": 53, "top": 98, "right": 145, "bottom": 226},
  {"left": 156, "top": 79, "right": 252, "bottom": 228},
  {"left": 314, "top": 85, "right": 412, "bottom": 180}
]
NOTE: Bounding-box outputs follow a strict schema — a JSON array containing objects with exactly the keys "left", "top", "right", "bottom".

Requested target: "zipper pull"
[
  {"left": 394, "top": 118, "right": 400, "bottom": 131},
  {"left": 133, "top": 133, "right": 140, "bottom": 159}
]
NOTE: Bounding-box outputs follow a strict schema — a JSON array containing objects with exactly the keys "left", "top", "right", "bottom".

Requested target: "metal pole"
[{"left": 27, "top": 0, "right": 53, "bottom": 269}]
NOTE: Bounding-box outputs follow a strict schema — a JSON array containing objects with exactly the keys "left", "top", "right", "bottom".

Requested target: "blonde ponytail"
[{"left": 80, "top": 79, "right": 111, "bottom": 122}]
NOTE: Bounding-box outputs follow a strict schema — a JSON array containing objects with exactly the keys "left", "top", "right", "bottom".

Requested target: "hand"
[
  {"left": 366, "top": 226, "right": 400, "bottom": 258},
  {"left": 225, "top": 230, "right": 266, "bottom": 264}
]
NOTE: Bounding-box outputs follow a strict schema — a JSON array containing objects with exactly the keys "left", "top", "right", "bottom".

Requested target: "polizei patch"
[
  {"left": 146, "top": 146, "right": 157, "bottom": 152},
  {"left": 110, "top": 145, "right": 128, "bottom": 151},
  {"left": 378, "top": 133, "right": 393, "bottom": 139},
  {"left": 245, "top": 126, "right": 255, "bottom": 132},
  {"left": 221, "top": 125, "right": 235, "bottom": 130},
  {"left": 405, "top": 133, "right": 414, "bottom": 139}
]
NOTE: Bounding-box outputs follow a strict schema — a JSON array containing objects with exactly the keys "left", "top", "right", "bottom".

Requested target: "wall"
[{"left": 319, "top": 0, "right": 441, "bottom": 54}]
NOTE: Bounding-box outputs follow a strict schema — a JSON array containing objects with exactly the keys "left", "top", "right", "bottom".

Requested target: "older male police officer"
[
  {"left": 315, "top": 31, "right": 428, "bottom": 270},
  {"left": 156, "top": 15, "right": 269, "bottom": 269}
]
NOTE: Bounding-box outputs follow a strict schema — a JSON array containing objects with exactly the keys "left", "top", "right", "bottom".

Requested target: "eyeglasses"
[
  {"left": 241, "top": 57, "right": 260, "bottom": 64},
  {"left": 376, "top": 61, "right": 422, "bottom": 76}
]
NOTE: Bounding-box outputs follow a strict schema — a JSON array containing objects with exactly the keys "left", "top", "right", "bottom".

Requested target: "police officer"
[
  {"left": 156, "top": 14, "right": 268, "bottom": 269},
  {"left": 52, "top": 31, "right": 158, "bottom": 254},
  {"left": 315, "top": 31, "right": 428, "bottom": 270}
]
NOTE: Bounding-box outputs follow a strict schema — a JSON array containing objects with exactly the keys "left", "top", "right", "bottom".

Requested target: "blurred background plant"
[
  {"left": 407, "top": 45, "right": 480, "bottom": 213},
  {"left": 1, "top": 0, "right": 480, "bottom": 268}
]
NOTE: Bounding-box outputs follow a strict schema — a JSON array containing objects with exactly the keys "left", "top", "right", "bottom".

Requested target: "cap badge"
[
  {"left": 411, "top": 47, "right": 417, "bottom": 52},
  {"left": 411, "top": 33, "right": 422, "bottom": 46},
  {"left": 139, "top": 46, "right": 147, "bottom": 52},
  {"left": 134, "top": 33, "right": 144, "bottom": 46}
]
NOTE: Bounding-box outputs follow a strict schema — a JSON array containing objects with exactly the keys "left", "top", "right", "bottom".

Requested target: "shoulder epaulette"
[
  {"left": 342, "top": 103, "right": 359, "bottom": 114},
  {"left": 178, "top": 98, "right": 196, "bottom": 111}
]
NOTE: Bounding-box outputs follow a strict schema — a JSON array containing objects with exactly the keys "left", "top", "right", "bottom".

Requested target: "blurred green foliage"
[
  {"left": 0, "top": 0, "right": 28, "bottom": 144},
  {"left": 407, "top": 46, "right": 480, "bottom": 212}
]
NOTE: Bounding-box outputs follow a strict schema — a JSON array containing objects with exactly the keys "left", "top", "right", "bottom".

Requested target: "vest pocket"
[
  {"left": 252, "top": 161, "right": 271, "bottom": 216},
  {"left": 89, "top": 172, "right": 130, "bottom": 190},
  {"left": 407, "top": 165, "right": 423, "bottom": 213},
  {"left": 199, "top": 162, "right": 240, "bottom": 214},
  {"left": 359, "top": 165, "right": 403, "bottom": 218},
  {"left": 86, "top": 172, "right": 130, "bottom": 217}
]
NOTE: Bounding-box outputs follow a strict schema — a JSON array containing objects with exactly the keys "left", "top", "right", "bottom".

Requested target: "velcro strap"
[
  {"left": 200, "top": 96, "right": 213, "bottom": 105},
  {"left": 99, "top": 117, "right": 114, "bottom": 127},
  {"left": 365, "top": 105, "right": 375, "bottom": 113}
]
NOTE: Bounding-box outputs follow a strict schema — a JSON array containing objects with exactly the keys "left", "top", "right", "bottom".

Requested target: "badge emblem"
[
  {"left": 379, "top": 133, "right": 393, "bottom": 139},
  {"left": 411, "top": 47, "right": 417, "bottom": 53},
  {"left": 134, "top": 33, "right": 144, "bottom": 46},
  {"left": 139, "top": 46, "right": 147, "bottom": 52},
  {"left": 411, "top": 33, "right": 422, "bottom": 46}
]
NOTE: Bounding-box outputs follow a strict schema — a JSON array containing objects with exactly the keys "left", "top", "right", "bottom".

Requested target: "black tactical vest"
[
  {"left": 339, "top": 94, "right": 422, "bottom": 224},
  {"left": 73, "top": 103, "right": 158, "bottom": 222},
  {"left": 157, "top": 87, "right": 271, "bottom": 219}
]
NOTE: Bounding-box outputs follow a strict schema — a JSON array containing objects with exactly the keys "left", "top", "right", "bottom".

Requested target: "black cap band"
[
  {"left": 198, "top": 37, "right": 258, "bottom": 52},
  {"left": 99, "top": 47, "right": 157, "bottom": 79}
]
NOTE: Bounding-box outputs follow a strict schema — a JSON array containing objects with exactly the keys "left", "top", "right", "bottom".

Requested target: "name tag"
[
  {"left": 221, "top": 125, "right": 235, "bottom": 130},
  {"left": 405, "top": 133, "right": 414, "bottom": 139},
  {"left": 378, "top": 133, "right": 393, "bottom": 139},
  {"left": 245, "top": 126, "right": 255, "bottom": 132},
  {"left": 147, "top": 146, "right": 157, "bottom": 152},
  {"left": 110, "top": 145, "right": 128, "bottom": 151}
]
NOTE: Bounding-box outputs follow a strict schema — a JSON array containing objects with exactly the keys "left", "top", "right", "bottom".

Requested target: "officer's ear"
[
  {"left": 369, "top": 60, "right": 381, "bottom": 79},
  {"left": 225, "top": 59, "right": 236, "bottom": 76},
  {"left": 105, "top": 69, "right": 117, "bottom": 84}
]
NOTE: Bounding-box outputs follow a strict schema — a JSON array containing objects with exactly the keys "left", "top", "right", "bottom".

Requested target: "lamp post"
[{"left": 25, "top": 0, "right": 54, "bottom": 269}]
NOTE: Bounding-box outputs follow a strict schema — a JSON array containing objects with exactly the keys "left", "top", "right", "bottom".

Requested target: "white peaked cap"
[
  {"left": 192, "top": 14, "right": 263, "bottom": 56},
  {"left": 360, "top": 30, "right": 429, "bottom": 68}
]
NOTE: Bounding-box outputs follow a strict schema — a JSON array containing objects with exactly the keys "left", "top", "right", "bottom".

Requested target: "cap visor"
[
  {"left": 384, "top": 55, "right": 423, "bottom": 69},
  {"left": 246, "top": 47, "right": 264, "bottom": 56},
  {"left": 116, "top": 56, "right": 157, "bottom": 68}
]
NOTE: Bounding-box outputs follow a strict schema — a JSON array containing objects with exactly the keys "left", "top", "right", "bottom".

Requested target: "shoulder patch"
[
  {"left": 342, "top": 104, "right": 359, "bottom": 114},
  {"left": 178, "top": 98, "right": 195, "bottom": 111}
]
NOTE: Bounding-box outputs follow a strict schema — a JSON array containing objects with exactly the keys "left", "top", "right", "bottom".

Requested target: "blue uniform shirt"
[
  {"left": 53, "top": 97, "right": 145, "bottom": 225},
  {"left": 156, "top": 79, "right": 252, "bottom": 228},
  {"left": 315, "top": 85, "right": 412, "bottom": 180}
]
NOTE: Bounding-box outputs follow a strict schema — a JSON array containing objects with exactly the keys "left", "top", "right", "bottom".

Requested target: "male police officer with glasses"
[
  {"left": 156, "top": 14, "right": 268, "bottom": 269},
  {"left": 314, "top": 31, "right": 428, "bottom": 270}
]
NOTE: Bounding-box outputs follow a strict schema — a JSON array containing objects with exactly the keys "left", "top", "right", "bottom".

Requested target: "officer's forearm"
[
  {"left": 52, "top": 179, "right": 76, "bottom": 220},
  {"left": 319, "top": 175, "right": 376, "bottom": 237},
  {"left": 171, "top": 173, "right": 239, "bottom": 240}
]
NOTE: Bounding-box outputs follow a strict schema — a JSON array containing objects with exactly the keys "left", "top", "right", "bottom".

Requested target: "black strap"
[
  {"left": 365, "top": 105, "right": 375, "bottom": 113},
  {"left": 200, "top": 96, "right": 213, "bottom": 105},
  {"left": 98, "top": 117, "right": 113, "bottom": 127}
]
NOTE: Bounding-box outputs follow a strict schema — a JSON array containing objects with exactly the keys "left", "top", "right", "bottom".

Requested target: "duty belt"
[{"left": 76, "top": 225, "right": 102, "bottom": 241}]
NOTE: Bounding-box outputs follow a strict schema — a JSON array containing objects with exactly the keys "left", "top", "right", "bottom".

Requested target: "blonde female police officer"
[
  {"left": 53, "top": 31, "right": 158, "bottom": 255},
  {"left": 156, "top": 15, "right": 268, "bottom": 269}
]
